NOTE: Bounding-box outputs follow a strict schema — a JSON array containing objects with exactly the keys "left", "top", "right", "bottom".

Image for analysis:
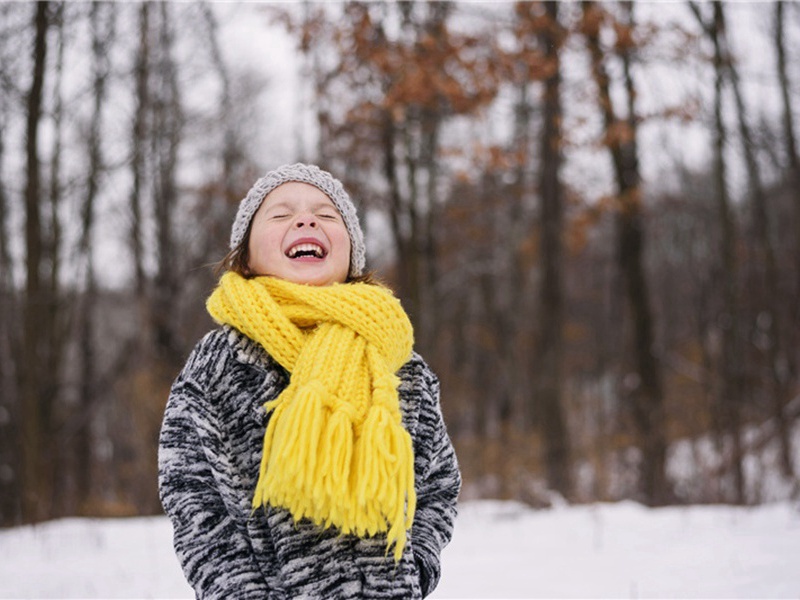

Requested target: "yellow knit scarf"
[{"left": 206, "top": 272, "right": 416, "bottom": 560}]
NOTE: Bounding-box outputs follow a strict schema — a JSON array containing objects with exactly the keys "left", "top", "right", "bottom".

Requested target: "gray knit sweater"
[{"left": 158, "top": 326, "right": 460, "bottom": 600}]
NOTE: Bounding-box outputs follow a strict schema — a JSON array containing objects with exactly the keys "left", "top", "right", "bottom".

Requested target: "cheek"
[
  {"left": 333, "top": 230, "right": 352, "bottom": 262},
  {"left": 331, "top": 225, "right": 350, "bottom": 250},
  {"left": 251, "top": 221, "right": 276, "bottom": 249},
  {"left": 337, "top": 231, "right": 353, "bottom": 274},
  {"left": 248, "top": 222, "right": 283, "bottom": 265}
]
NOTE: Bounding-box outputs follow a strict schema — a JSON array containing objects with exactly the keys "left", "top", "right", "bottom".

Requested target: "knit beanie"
[{"left": 230, "top": 163, "right": 366, "bottom": 277}]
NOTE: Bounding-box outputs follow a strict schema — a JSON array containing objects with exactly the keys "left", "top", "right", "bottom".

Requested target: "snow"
[
  {"left": 1, "top": 500, "right": 798, "bottom": 599},
  {"left": 436, "top": 501, "right": 800, "bottom": 599}
]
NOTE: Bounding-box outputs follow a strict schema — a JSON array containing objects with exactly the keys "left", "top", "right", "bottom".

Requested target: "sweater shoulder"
[
  {"left": 399, "top": 352, "right": 439, "bottom": 397},
  {"left": 179, "top": 326, "right": 282, "bottom": 388},
  {"left": 175, "top": 327, "right": 235, "bottom": 390}
]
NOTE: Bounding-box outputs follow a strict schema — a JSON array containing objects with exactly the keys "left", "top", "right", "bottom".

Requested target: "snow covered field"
[{"left": 1, "top": 500, "right": 798, "bottom": 599}]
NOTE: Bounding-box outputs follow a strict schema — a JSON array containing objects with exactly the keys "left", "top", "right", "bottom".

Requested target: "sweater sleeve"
[
  {"left": 409, "top": 361, "right": 461, "bottom": 598},
  {"left": 158, "top": 344, "right": 271, "bottom": 600}
]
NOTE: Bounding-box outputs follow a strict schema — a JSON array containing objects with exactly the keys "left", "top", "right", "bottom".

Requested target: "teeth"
[{"left": 288, "top": 243, "right": 324, "bottom": 258}]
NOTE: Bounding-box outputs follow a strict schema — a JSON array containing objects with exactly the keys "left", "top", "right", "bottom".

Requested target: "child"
[{"left": 158, "top": 163, "right": 461, "bottom": 599}]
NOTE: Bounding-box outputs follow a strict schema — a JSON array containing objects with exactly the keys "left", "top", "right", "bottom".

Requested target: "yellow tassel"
[{"left": 321, "top": 405, "right": 355, "bottom": 501}]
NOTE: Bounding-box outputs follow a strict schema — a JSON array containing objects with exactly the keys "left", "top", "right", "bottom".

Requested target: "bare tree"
[
  {"left": 382, "top": 2, "right": 450, "bottom": 355},
  {"left": 689, "top": 0, "right": 747, "bottom": 504},
  {"left": 775, "top": 2, "right": 800, "bottom": 306},
  {"left": 201, "top": 5, "right": 238, "bottom": 203},
  {"left": 45, "top": 1, "right": 70, "bottom": 518},
  {"left": 535, "top": 1, "right": 572, "bottom": 500},
  {"left": 150, "top": 3, "right": 183, "bottom": 364},
  {"left": 20, "top": 0, "right": 51, "bottom": 522},
  {"left": 72, "top": 1, "right": 115, "bottom": 510},
  {"left": 130, "top": 2, "right": 150, "bottom": 303},
  {"left": 773, "top": 1, "right": 800, "bottom": 476},
  {"left": 721, "top": 2, "right": 794, "bottom": 480},
  {"left": 581, "top": 1, "right": 669, "bottom": 505},
  {"left": 0, "top": 2, "right": 20, "bottom": 526}
]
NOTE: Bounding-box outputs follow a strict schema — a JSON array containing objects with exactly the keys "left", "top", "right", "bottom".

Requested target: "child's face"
[{"left": 248, "top": 182, "right": 351, "bottom": 286}]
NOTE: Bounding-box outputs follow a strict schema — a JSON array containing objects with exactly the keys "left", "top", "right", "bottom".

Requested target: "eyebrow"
[
  {"left": 264, "top": 201, "right": 338, "bottom": 213},
  {"left": 263, "top": 202, "right": 290, "bottom": 212}
]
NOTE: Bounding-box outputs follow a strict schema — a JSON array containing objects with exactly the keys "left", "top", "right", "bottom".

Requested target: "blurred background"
[{"left": 1, "top": 0, "right": 798, "bottom": 528}]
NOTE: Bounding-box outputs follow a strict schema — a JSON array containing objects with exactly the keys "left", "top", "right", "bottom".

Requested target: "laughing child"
[{"left": 158, "top": 163, "right": 461, "bottom": 599}]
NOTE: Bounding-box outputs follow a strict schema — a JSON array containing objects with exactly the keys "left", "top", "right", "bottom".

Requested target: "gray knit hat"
[{"left": 230, "top": 163, "right": 366, "bottom": 277}]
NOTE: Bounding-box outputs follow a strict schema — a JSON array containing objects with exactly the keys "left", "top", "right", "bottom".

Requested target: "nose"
[{"left": 293, "top": 211, "right": 318, "bottom": 229}]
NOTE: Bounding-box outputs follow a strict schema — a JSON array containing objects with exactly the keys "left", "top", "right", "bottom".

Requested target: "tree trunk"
[
  {"left": 45, "top": 2, "right": 67, "bottom": 518},
  {"left": 74, "top": 1, "right": 114, "bottom": 510},
  {"left": 774, "top": 0, "right": 800, "bottom": 469},
  {"left": 0, "top": 8, "right": 19, "bottom": 524},
  {"left": 582, "top": 0, "right": 669, "bottom": 505},
  {"left": 201, "top": 4, "right": 237, "bottom": 199},
  {"left": 21, "top": 0, "right": 50, "bottom": 522},
  {"left": 419, "top": 108, "right": 442, "bottom": 358},
  {"left": 712, "top": 1, "right": 746, "bottom": 504},
  {"left": 130, "top": 2, "right": 150, "bottom": 302},
  {"left": 151, "top": 3, "right": 182, "bottom": 364},
  {"left": 722, "top": 3, "right": 794, "bottom": 479},
  {"left": 690, "top": 0, "right": 747, "bottom": 503},
  {"left": 536, "top": 1, "right": 572, "bottom": 500},
  {"left": 775, "top": 1, "right": 800, "bottom": 299}
]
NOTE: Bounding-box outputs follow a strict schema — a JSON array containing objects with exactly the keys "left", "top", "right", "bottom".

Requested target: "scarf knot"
[{"left": 207, "top": 273, "right": 416, "bottom": 560}]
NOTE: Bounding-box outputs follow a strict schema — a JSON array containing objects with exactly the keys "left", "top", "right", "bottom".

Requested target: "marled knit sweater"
[{"left": 158, "top": 326, "right": 461, "bottom": 600}]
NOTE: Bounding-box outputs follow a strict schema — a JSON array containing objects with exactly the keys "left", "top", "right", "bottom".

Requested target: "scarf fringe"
[
  {"left": 210, "top": 276, "right": 415, "bottom": 562},
  {"left": 252, "top": 374, "right": 415, "bottom": 561}
]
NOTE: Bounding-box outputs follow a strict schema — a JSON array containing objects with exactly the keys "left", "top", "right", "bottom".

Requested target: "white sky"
[{"left": 214, "top": 3, "right": 308, "bottom": 164}]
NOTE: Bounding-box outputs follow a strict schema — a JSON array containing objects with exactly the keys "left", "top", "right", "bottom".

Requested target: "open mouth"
[{"left": 286, "top": 242, "right": 326, "bottom": 259}]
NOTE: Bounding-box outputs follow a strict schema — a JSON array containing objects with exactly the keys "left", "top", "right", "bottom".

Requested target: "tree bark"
[
  {"left": 582, "top": 1, "right": 669, "bottom": 505},
  {"left": 21, "top": 0, "right": 50, "bottom": 522},
  {"left": 74, "top": 1, "right": 114, "bottom": 510},
  {"left": 712, "top": 1, "right": 746, "bottom": 504},
  {"left": 775, "top": 1, "right": 800, "bottom": 312},
  {"left": 201, "top": 4, "right": 237, "bottom": 200},
  {"left": 536, "top": 1, "right": 572, "bottom": 500},
  {"left": 689, "top": 0, "right": 747, "bottom": 503},
  {"left": 774, "top": 0, "right": 800, "bottom": 473},
  {"left": 723, "top": 2, "right": 794, "bottom": 479},
  {"left": 45, "top": 2, "right": 68, "bottom": 518},
  {"left": 0, "top": 5, "right": 19, "bottom": 524},
  {"left": 130, "top": 2, "right": 150, "bottom": 302},
  {"left": 151, "top": 3, "right": 182, "bottom": 364},
  {"left": 375, "top": 3, "right": 451, "bottom": 359}
]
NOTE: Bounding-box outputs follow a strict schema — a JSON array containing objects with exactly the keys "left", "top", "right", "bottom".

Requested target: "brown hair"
[{"left": 214, "top": 243, "right": 253, "bottom": 278}]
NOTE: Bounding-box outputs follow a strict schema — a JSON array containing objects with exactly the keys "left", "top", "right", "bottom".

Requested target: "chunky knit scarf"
[{"left": 206, "top": 272, "right": 416, "bottom": 560}]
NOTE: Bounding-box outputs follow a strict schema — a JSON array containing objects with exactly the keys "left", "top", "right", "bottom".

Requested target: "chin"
[
  {"left": 287, "top": 273, "right": 338, "bottom": 287},
  {"left": 258, "top": 262, "right": 348, "bottom": 286}
]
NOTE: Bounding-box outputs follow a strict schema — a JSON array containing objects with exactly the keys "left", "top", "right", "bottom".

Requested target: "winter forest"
[{"left": 1, "top": 0, "right": 799, "bottom": 530}]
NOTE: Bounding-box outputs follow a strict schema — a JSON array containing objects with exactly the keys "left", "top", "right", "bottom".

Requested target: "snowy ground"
[{"left": 1, "top": 500, "right": 798, "bottom": 599}]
